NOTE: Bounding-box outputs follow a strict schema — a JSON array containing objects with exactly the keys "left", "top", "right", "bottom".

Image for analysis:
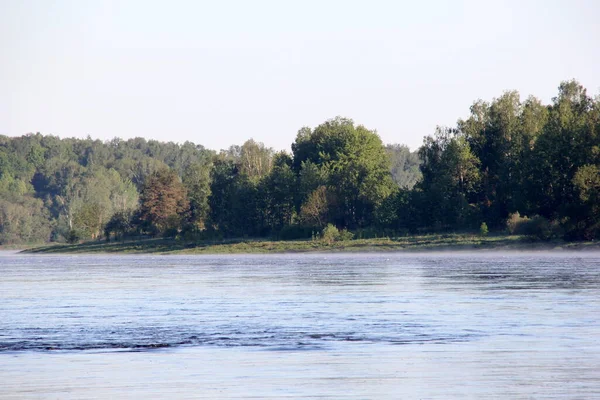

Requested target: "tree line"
[{"left": 0, "top": 80, "right": 598, "bottom": 244}]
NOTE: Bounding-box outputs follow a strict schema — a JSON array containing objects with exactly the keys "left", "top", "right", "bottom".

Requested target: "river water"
[{"left": 1, "top": 251, "right": 599, "bottom": 399}]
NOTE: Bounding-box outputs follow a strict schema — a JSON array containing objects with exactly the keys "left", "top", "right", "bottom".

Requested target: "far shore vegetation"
[
  {"left": 21, "top": 232, "right": 600, "bottom": 255},
  {"left": 2, "top": 80, "right": 600, "bottom": 253}
]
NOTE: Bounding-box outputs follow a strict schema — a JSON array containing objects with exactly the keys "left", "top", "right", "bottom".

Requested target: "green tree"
[
  {"left": 386, "top": 144, "right": 422, "bottom": 189},
  {"left": 299, "top": 185, "right": 330, "bottom": 228},
  {"left": 513, "top": 96, "right": 549, "bottom": 213},
  {"left": 417, "top": 127, "right": 481, "bottom": 230},
  {"left": 239, "top": 139, "right": 274, "bottom": 181},
  {"left": 182, "top": 161, "right": 212, "bottom": 229},
  {"left": 459, "top": 91, "right": 522, "bottom": 227},
  {"left": 571, "top": 164, "right": 600, "bottom": 239},
  {"left": 529, "top": 80, "right": 596, "bottom": 226},
  {"left": 297, "top": 160, "right": 328, "bottom": 212},
  {"left": 0, "top": 196, "right": 52, "bottom": 244},
  {"left": 44, "top": 160, "right": 87, "bottom": 236},
  {"left": 104, "top": 210, "right": 136, "bottom": 241},
  {"left": 72, "top": 202, "right": 103, "bottom": 239},
  {"left": 260, "top": 152, "right": 297, "bottom": 232},
  {"left": 292, "top": 117, "right": 395, "bottom": 228},
  {"left": 72, "top": 167, "right": 139, "bottom": 239},
  {"left": 208, "top": 158, "right": 263, "bottom": 236}
]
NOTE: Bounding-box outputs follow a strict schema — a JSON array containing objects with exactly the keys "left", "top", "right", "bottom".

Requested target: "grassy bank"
[
  {"left": 1, "top": 243, "right": 46, "bottom": 252},
  {"left": 21, "top": 233, "right": 599, "bottom": 255}
]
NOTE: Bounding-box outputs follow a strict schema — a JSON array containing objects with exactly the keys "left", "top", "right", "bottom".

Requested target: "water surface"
[{"left": 1, "top": 252, "right": 599, "bottom": 398}]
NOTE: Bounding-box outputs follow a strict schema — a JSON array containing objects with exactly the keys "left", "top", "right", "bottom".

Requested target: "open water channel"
[{"left": 1, "top": 251, "right": 599, "bottom": 398}]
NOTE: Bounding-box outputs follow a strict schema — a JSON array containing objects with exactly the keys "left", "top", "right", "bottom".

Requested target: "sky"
[{"left": 1, "top": 0, "right": 599, "bottom": 152}]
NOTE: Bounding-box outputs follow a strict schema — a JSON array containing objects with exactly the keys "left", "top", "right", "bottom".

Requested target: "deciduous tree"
[{"left": 139, "top": 169, "right": 189, "bottom": 235}]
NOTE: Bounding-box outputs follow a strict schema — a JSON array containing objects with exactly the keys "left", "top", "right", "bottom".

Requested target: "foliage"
[
  {"left": 73, "top": 202, "right": 103, "bottom": 239},
  {"left": 338, "top": 229, "right": 355, "bottom": 241},
  {"left": 207, "top": 158, "right": 263, "bottom": 237},
  {"left": 386, "top": 144, "right": 422, "bottom": 189},
  {"left": 479, "top": 222, "right": 489, "bottom": 237},
  {"left": 320, "top": 224, "right": 340, "bottom": 244},
  {"left": 525, "top": 216, "right": 554, "bottom": 241},
  {"left": 417, "top": 128, "right": 481, "bottom": 230},
  {"left": 183, "top": 161, "right": 212, "bottom": 229},
  {"left": 506, "top": 212, "right": 556, "bottom": 240},
  {"left": 276, "top": 225, "right": 315, "bottom": 241},
  {"left": 2, "top": 80, "right": 600, "bottom": 245},
  {"left": 299, "top": 185, "right": 329, "bottom": 227},
  {"left": 292, "top": 117, "right": 395, "bottom": 228},
  {"left": 104, "top": 210, "right": 136, "bottom": 241},
  {"left": 320, "top": 223, "right": 354, "bottom": 244},
  {"left": 139, "top": 169, "right": 189, "bottom": 235},
  {"left": 238, "top": 139, "right": 274, "bottom": 181},
  {"left": 0, "top": 196, "right": 53, "bottom": 244},
  {"left": 570, "top": 164, "right": 600, "bottom": 239},
  {"left": 506, "top": 212, "right": 530, "bottom": 234},
  {"left": 260, "top": 153, "right": 297, "bottom": 232}
]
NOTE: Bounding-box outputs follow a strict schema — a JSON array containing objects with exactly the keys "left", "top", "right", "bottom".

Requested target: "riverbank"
[
  {"left": 21, "top": 233, "right": 599, "bottom": 255},
  {"left": 0, "top": 244, "right": 42, "bottom": 252}
]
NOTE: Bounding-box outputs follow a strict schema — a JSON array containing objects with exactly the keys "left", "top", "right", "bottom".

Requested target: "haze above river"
[{"left": 1, "top": 252, "right": 599, "bottom": 399}]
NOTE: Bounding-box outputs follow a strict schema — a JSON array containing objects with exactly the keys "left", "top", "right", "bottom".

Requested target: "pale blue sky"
[{"left": 1, "top": 0, "right": 599, "bottom": 151}]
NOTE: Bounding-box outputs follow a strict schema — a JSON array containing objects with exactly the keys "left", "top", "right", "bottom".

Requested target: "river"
[{"left": 1, "top": 252, "right": 599, "bottom": 398}]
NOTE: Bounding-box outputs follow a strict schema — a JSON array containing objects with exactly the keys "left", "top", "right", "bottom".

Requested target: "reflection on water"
[{"left": 1, "top": 252, "right": 599, "bottom": 398}]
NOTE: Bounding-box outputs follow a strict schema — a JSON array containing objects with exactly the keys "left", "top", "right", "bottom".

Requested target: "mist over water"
[{"left": 1, "top": 252, "right": 599, "bottom": 398}]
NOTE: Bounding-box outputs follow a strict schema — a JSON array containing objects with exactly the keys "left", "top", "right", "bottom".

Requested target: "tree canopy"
[{"left": 1, "top": 80, "right": 599, "bottom": 244}]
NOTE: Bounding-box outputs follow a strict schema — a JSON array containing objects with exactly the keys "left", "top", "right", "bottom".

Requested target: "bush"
[
  {"left": 527, "top": 215, "right": 553, "bottom": 240},
  {"left": 479, "top": 222, "right": 489, "bottom": 236},
  {"left": 506, "top": 212, "right": 529, "bottom": 234},
  {"left": 321, "top": 224, "right": 340, "bottom": 244},
  {"left": 338, "top": 229, "right": 354, "bottom": 241},
  {"left": 506, "top": 212, "right": 556, "bottom": 240},
  {"left": 104, "top": 210, "right": 135, "bottom": 241},
  {"left": 67, "top": 229, "right": 83, "bottom": 244},
  {"left": 320, "top": 224, "right": 354, "bottom": 244},
  {"left": 179, "top": 223, "right": 203, "bottom": 241},
  {"left": 562, "top": 217, "right": 599, "bottom": 241}
]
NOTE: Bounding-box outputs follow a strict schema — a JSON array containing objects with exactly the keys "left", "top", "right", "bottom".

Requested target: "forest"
[{"left": 1, "top": 80, "right": 598, "bottom": 245}]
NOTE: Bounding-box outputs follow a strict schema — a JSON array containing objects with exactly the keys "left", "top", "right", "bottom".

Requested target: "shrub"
[
  {"left": 67, "top": 229, "right": 83, "bottom": 244},
  {"left": 527, "top": 215, "right": 552, "bottom": 240},
  {"left": 506, "top": 211, "right": 529, "bottom": 235},
  {"left": 104, "top": 210, "right": 135, "bottom": 241},
  {"left": 338, "top": 229, "right": 354, "bottom": 241},
  {"left": 562, "top": 217, "right": 599, "bottom": 241},
  {"left": 321, "top": 224, "right": 340, "bottom": 244},
  {"left": 320, "top": 224, "right": 354, "bottom": 244},
  {"left": 479, "top": 222, "right": 489, "bottom": 237},
  {"left": 506, "top": 212, "right": 556, "bottom": 240},
  {"left": 179, "top": 223, "right": 204, "bottom": 241},
  {"left": 506, "top": 212, "right": 529, "bottom": 234}
]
